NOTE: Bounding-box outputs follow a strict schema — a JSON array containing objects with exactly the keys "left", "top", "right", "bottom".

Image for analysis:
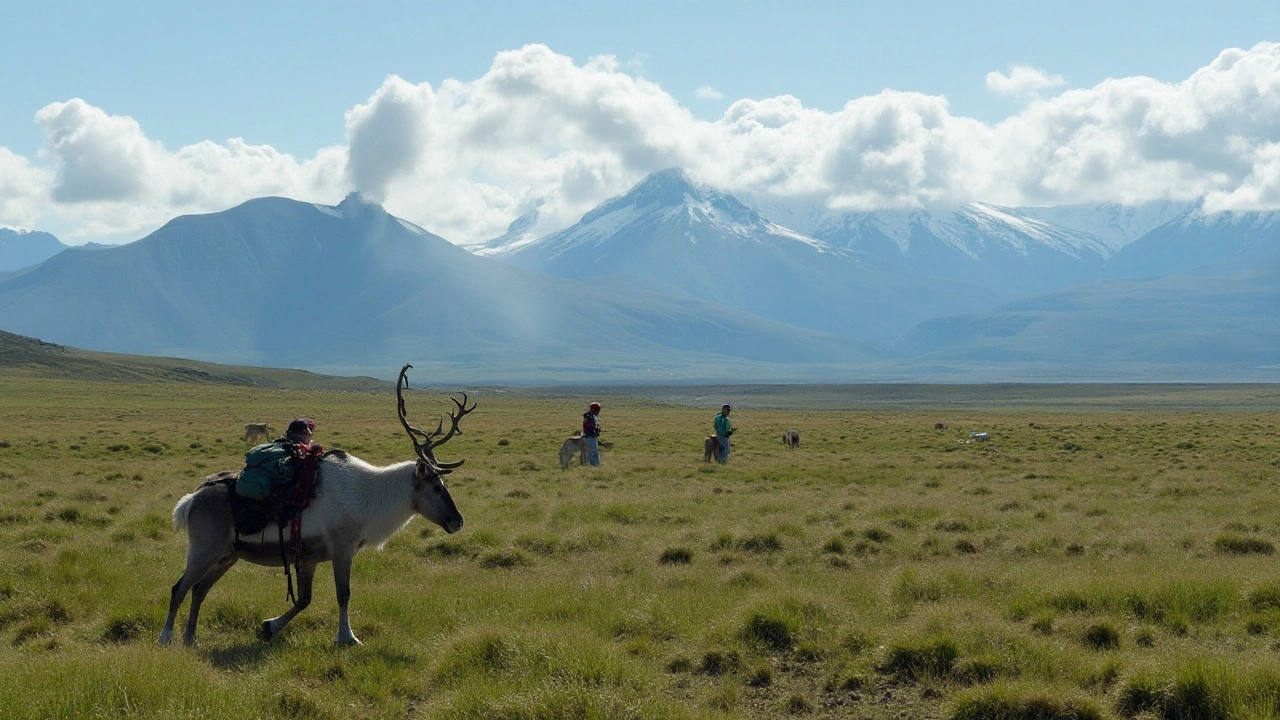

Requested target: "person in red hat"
[
  {"left": 282, "top": 417, "right": 318, "bottom": 449},
  {"left": 582, "top": 402, "right": 602, "bottom": 466},
  {"left": 284, "top": 418, "right": 314, "bottom": 443}
]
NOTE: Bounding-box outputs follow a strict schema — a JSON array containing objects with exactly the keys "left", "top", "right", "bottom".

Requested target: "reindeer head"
[{"left": 397, "top": 364, "right": 473, "bottom": 533}]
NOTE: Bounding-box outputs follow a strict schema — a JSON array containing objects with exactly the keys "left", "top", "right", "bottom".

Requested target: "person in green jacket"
[{"left": 713, "top": 404, "right": 733, "bottom": 464}]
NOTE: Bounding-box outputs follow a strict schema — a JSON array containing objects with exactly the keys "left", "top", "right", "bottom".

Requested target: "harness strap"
[
  {"left": 279, "top": 523, "right": 295, "bottom": 603},
  {"left": 278, "top": 444, "right": 322, "bottom": 604}
]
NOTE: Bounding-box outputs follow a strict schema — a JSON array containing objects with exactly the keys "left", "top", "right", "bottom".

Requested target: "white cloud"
[
  {"left": 0, "top": 148, "right": 51, "bottom": 229},
  {"left": 16, "top": 99, "right": 348, "bottom": 241},
  {"left": 695, "top": 85, "right": 724, "bottom": 100},
  {"left": 985, "top": 65, "right": 1067, "bottom": 100},
  {"left": 5, "top": 42, "right": 1280, "bottom": 243}
]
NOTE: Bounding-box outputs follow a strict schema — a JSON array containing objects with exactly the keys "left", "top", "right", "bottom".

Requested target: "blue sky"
[{"left": 3, "top": 1, "right": 1280, "bottom": 243}]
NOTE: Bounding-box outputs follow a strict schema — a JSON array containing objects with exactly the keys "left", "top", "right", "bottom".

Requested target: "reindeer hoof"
[{"left": 259, "top": 621, "right": 274, "bottom": 641}]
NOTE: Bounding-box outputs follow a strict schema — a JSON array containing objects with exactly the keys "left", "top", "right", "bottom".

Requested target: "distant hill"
[
  {"left": 895, "top": 255, "right": 1280, "bottom": 381},
  {"left": 0, "top": 329, "right": 389, "bottom": 389},
  {"left": 0, "top": 228, "right": 68, "bottom": 272},
  {"left": 0, "top": 193, "right": 880, "bottom": 383}
]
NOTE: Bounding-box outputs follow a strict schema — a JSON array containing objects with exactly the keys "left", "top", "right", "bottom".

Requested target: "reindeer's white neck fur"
[{"left": 314, "top": 456, "right": 420, "bottom": 548}]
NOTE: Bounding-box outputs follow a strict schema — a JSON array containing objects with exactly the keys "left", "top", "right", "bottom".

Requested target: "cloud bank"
[{"left": 4, "top": 42, "right": 1280, "bottom": 243}]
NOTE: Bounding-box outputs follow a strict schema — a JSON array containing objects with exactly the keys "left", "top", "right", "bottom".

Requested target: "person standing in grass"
[
  {"left": 714, "top": 404, "right": 734, "bottom": 464},
  {"left": 582, "top": 402, "right": 603, "bottom": 466}
]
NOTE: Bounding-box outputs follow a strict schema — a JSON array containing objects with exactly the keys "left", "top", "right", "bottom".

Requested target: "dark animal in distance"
[
  {"left": 782, "top": 430, "right": 800, "bottom": 448},
  {"left": 934, "top": 422, "right": 946, "bottom": 430},
  {"left": 160, "top": 365, "right": 471, "bottom": 646}
]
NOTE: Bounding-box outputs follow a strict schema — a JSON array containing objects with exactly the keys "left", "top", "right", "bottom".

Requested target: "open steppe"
[{"left": 2, "top": 372, "right": 1280, "bottom": 719}]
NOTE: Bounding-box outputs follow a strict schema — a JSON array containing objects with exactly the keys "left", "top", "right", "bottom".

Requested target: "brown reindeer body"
[
  {"left": 242, "top": 423, "right": 272, "bottom": 444},
  {"left": 703, "top": 435, "right": 719, "bottom": 462}
]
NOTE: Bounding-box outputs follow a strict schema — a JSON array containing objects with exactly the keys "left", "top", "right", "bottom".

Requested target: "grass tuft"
[
  {"left": 100, "top": 611, "right": 151, "bottom": 643},
  {"left": 1080, "top": 622, "right": 1120, "bottom": 651},
  {"left": 699, "top": 649, "right": 741, "bottom": 675},
  {"left": 881, "top": 633, "right": 959, "bottom": 680},
  {"left": 478, "top": 548, "right": 533, "bottom": 569},
  {"left": 1214, "top": 533, "right": 1274, "bottom": 555},
  {"left": 658, "top": 546, "right": 692, "bottom": 565},
  {"left": 742, "top": 600, "right": 810, "bottom": 651},
  {"left": 950, "top": 682, "right": 1104, "bottom": 720}
]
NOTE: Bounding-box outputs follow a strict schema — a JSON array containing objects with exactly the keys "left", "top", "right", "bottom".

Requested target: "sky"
[{"left": 3, "top": 0, "right": 1280, "bottom": 245}]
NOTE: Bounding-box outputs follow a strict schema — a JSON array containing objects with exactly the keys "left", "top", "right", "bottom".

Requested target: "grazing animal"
[
  {"left": 160, "top": 365, "right": 472, "bottom": 647},
  {"left": 934, "top": 422, "right": 946, "bottom": 430},
  {"left": 782, "top": 430, "right": 800, "bottom": 448},
  {"left": 558, "top": 435, "right": 614, "bottom": 469},
  {"left": 243, "top": 423, "right": 272, "bottom": 444},
  {"left": 703, "top": 435, "right": 720, "bottom": 463}
]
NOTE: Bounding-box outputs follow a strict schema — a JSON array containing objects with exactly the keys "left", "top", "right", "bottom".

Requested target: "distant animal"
[
  {"left": 934, "top": 423, "right": 946, "bottom": 430},
  {"left": 703, "top": 435, "right": 720, "bottom": 463},
  {"left": 782, "top": 430, "right": 800, "bottom": 448},
  {"left": 242, "top": 423, "right": 272, "bottom": 444},
  {"left": 558, "top": 434, "right": 615, "bottom": 469},
  {"left": 161, "top": 365, "right": 471, "bottom": 646}
]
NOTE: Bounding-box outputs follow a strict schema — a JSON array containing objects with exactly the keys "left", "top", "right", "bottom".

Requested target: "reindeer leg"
[
  {"left": 182, "top": 556, "right": 237, "bottom": 645},
  {"left": 160, "top": 544, "right": 227, "bottom": 645},
  {"left": 260, "top": 560, "right": 317, "bottom": 641},
  {"left": 331, "top": 549, "right": 361, "bottom": 645}
]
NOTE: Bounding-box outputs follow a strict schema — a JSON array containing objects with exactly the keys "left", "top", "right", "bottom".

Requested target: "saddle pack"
[
  {"left": 238, "top": 441, "right": 299, "bottom": 501},
  {"left": 201, "top": 443, "right": 324, "bottom": 603}
]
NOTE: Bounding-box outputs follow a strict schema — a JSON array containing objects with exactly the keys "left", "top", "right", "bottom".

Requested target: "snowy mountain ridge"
[{"left": 488, "top": 168, "right": 840, "bottom": 261}]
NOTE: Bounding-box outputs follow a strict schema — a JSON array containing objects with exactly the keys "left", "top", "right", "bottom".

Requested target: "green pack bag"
[{"left": 238, "top": 442, "right": 297, "bottom": 500}]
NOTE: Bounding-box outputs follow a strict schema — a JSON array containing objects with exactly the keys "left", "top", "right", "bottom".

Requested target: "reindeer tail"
[{"left": 172, "top": 492, "right": 197, "bottom": 531}]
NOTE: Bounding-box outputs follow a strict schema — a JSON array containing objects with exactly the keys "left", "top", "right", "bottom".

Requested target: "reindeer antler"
[{"left": 396, "top": 364, "right": 475, "bottom": 469}]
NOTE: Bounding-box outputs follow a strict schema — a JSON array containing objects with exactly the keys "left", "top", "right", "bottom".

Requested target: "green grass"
[{"left": 2, "top": 371, "right": 1280, "bottom": 718}]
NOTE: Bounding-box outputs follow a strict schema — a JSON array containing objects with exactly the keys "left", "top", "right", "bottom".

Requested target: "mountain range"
[
  {"left": 0, "top": 194, "right": 879, "bottom": 382},
  {"left": 0, "top": 228, "right": 68, "bottom": 272},
  {"left": 1, "top": 170, "right": 1277, "bottom": 382}
]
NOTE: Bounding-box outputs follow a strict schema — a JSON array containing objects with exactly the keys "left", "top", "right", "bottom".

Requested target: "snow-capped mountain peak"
[{"left": 488, "top": 168, "right": 832, "bottom": 260}]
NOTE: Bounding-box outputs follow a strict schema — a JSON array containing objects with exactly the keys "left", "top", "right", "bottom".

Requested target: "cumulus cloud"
[
  {"left": 0, "top": 148, "right": 51, "bottom": 229},
  {"left": 13, "top": 99, "right": 349, "bottom": 241},
  {"left": 695, "top": 85, "right": 724, "bottom": 100},
  {"left": 5, "top": 42, "right": 1280, "bottom": 243},
  {"left": 339, "top": 42, "right": 1280, "bottom": 240},
  {"left": 985, "top": 65, "right": 1066, "bottom": 100}
]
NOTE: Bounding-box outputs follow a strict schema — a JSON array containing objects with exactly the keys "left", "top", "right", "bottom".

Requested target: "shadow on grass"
[
  {"left": 200, "top": 638, "right": 420, "bottom": 672},
  {"left": 200, "top": 640, "right": 280, "bottom": 670}
]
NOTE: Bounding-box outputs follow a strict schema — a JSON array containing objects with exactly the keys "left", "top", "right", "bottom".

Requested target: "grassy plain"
[{"left": 2, "top": 373, "right": 1280, "bottom": 719}]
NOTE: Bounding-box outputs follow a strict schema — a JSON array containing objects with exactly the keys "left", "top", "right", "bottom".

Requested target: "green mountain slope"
[{"left": 0, "top": 329, "right": 388, "bottom": 389}]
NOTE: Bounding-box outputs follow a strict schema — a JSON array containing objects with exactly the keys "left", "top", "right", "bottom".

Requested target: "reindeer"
[
  {"left": 160, "top": 365, "right": 471, "bottom": 647},
  {"left": 703, "top": 435, "right": 719, "bottom": 463},
  {"left": 782, "top": 430, "right": 800, "bottom": 448},
  {"left": 242, "top": 423, "right": 272, "bottom": 444},
  {"left": 558, "top": 435, "right": 614, "bottom": 469}
]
